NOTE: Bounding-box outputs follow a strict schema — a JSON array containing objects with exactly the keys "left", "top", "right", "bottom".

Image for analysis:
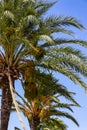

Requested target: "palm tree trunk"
[
  {"left": 30, "top": 115, "right": 40, "bottom": 130},
  {"left": 1, "top": 77, "right": 13, "bottom": 130}
]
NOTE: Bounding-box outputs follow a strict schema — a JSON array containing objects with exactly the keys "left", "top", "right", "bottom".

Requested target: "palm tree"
[
  {"left": 0, "top": 0, "right": 87, "bottom": 130},
  {"left": 15, "top": 72, "right": 79, "bottom": 130},
  {"left": 0, "top": 1, "right": 37, "bottom": 129}
]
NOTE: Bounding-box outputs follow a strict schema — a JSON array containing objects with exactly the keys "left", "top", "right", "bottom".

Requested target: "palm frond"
[
  {"left": 51, "top": 110, "right": 79, "bottom": 126},
  {"left": 8, "top": 73, "right": 26, "bottom": 130},
  {"left": 35, "top": 1, "right": 57, "bottom": 17},
  {"left": 44, "top": 16, "right": 85, "bottom": 30},
  {"left": 41, "top": 39, "right": 87, "bottom": 47}
]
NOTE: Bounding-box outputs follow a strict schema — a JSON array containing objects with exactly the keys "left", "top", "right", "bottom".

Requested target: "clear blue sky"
[{"left": 8, "top": 0, "right": 87, "bottom": 130}]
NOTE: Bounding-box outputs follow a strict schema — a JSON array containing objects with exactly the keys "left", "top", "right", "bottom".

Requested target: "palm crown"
[{"left": 16, "top": 72, "right": 79, "bottom": 130}]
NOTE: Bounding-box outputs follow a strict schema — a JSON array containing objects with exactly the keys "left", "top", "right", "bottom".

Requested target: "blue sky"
[{"left": 8, "top": 0, "right": 87, "bottom": 130}]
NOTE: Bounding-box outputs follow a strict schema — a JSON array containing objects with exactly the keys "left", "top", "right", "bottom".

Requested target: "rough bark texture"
[
  {"left": 1, "top": 77, "right": 13, "bottom": 130},
  {"left": 30, "top": 115, "right": 40, "bottom": 130}
]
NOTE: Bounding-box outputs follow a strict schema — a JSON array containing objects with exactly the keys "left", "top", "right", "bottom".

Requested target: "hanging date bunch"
[{"left": 22, "top": 60, "right": 37, "bottom": 100}]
